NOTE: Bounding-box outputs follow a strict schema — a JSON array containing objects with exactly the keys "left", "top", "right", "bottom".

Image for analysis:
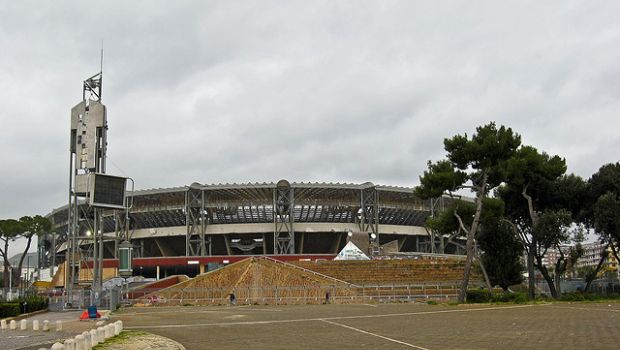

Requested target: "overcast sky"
[{"left": 1, "top": 1, "right": 619, "bottom": 255}]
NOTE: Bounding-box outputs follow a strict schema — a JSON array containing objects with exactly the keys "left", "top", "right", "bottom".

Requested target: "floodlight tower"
[{"left": 66, "top": 71, "right": 107, "bottom": 306}]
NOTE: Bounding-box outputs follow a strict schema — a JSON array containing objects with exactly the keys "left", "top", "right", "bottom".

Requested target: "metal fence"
[
  {"left": 45, "top": 287, "right": 121, "bottom": 311},
  {"left": 128, "top": 282, "right": 463, "bottom": 306}
]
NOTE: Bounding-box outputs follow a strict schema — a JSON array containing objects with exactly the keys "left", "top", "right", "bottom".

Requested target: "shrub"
[
  {"left": 466, "top": 289, "right": 492, "bottom": 303},
  {"left": 16, "top": 295, "right": 48, "bottom": 313},
  {"left": 491, "top": 292, "right": 527, "bottom": 304},
  {"left": 0, "top": 303, "right": 20, "bottom": 318}
]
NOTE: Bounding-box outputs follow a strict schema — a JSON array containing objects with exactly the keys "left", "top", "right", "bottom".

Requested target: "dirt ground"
[{"left": 112, "top": 302, "right": 620, "bottom": 350}]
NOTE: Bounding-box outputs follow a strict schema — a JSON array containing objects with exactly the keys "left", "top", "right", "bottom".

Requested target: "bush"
[
  {"left": 559, "top": 292, "right": 601, "bottom": 302},
  {"left": 17, "top": 295, "right": 48, "bottom": 313},
  {"left": 466, "top": 289, "right": 492, "bottom": 303},
  {"left": 0, "top": 303, "right": 20, "bottom": 318},
  {"left": 466, "top": 290, "right": 528, "bottom": 304},
  {"left": 491, "top": 292, "right": 528, "bottom": 304}
]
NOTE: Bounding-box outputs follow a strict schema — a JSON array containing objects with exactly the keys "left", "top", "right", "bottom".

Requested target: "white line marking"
[
  {"left": 362, "top": 304, "right": 378, "bottom": 307},
  {"left": 321, "top": 319, "right": 429, "bottom": 349},
  {"left": 117, "top": 305, "right": 282, "bottom": 316},
  {"left": 547, "top": 305, "right": 620, "bottom": 313},
  {"left": 126, "top": 304, "right": 535, "bottom": 329}
]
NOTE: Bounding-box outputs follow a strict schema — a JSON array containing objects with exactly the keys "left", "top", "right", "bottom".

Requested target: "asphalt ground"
[
  {"left": 1, "top": 311, "right": 99, "bottom": 350},
  {"left": 113, "top": 302, "right": 620, "bottom": 350}
]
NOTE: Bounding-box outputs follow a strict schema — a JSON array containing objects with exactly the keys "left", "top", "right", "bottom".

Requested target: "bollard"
[
  {"left": 10, "top": 320, "right": 17, "bottom": 330},
  {"left": 20, "top": 319, "right": 27, "bottom": 330},
  {"left": 64, "top": 338, "right": 75, "bottom": 350},
  {"left": 96, "top": 327, "right": 105, "bottom": 343},
  {"left": 50, "top": 342, "right": 65, "bottom": 350},
  {"left": 116, "top": 320, "right": 123, "bottom": 332},
  {"left": 81, "top": 331, "right": 92, "bottom": 350},
  {"left": 75, "top": 334, "right": 85, "bottom": 350},
  {"left": 107, "top": 324, "right": 115, "bottom": 339},
  {"left": 1, "top": 319, "right": 7, "bottom": 330},
  {"left": 33, "top": 319, "right": 40, "bottom": 331},
  {"left": 89, "top": 329, "right": 98, "bottom": 346},
  {"left": 114, "top": 321, "right": 121, "bottom": 335},
  {"left": 56, "top": 320, "right": 63, "bottom": 332},
  {"left": 43, "top": 320, "right": 50, "bottom": 331}
]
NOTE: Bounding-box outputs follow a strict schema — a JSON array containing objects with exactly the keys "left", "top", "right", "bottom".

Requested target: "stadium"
[{"left": 41, "top": 180, "right": 460, "bottom": 280}]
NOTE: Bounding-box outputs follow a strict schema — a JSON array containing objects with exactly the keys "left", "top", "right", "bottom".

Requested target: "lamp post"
[{"left": 9, "top": 267, "right": 12, "bottom": 298}]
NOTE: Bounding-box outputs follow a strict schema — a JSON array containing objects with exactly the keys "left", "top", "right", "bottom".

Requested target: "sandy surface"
[{"left": 96, "top": 332, "right": 186, "bottom": 350}]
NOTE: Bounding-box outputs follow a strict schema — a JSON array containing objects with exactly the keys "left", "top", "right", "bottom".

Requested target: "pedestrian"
[
  {"left": 325, "top": 291, "right": 330, "bottom": 304},
  {"left": 229, "top": 292, "right": 236, "bottom": 306}
]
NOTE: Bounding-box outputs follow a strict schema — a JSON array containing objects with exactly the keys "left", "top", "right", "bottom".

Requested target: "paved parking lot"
[{"left": 113, "top": 302, "right": 620, "bottom": 349}]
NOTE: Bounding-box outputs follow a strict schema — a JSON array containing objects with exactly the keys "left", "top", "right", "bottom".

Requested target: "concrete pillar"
[
  {"left": 75, "top": 334, "right": 86, "bottom": 350},
  {"left": 116, "top": 320, "right": 123, "bottom": 332},
  {"left": 10, "top": 320, "right": 17, "bottom": 330},
  {"left": 156, "top": 265, "right": 160, "bottom": 280},
  {"left": 96, "top": 327, "right": 105, "bottom": 343},
  {"left": 43, "top": 320, "right": 50, "bottom": 331},
  {"left": 50, "top": 342, "right": 65, "bottom": 350},
  {"left": 89, "top": 329, "right": 99, "bottom": 346},
  {"left": 1, "top": 319, "right": 7, "bottom": 329},
  {"left": 63, "top": 338, "right": 75, "bottom": 350},
  {"left": 20, "top": 319, "right": 27, "bottom": 330},
  {"left": 56, "top": 320, "right": 63, "bottom": 332},
  {"left": 114, "top": 321, "right": 122, "bottom": 335},
  {"left": 33, "top": 319, "right": 40, "bottom": 331}
]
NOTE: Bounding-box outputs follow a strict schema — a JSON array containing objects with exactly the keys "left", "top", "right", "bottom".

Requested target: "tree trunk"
[
  {"left": 522, "top": 186, "right": 539, "bottom": 300},
  {"left": 458, "top": 173, "right": 488, "bottom": 303},
  {"left": 2, "top": 238, "right": 9, "bottom": 296},
  {"left": 584, "top": 241, "right": 609, "bottom": 292},
  {"left": 15, "top": 235, "right": 34, "bottom": 287},
  {"left": 527, "top": 240, "right": 536, "bottom": 299},
  {"left": 475, "top": 255, "right": 493, "bottom": 293},
  {"left": 536, "top": 259, "right": 558, "bottom": 298}
]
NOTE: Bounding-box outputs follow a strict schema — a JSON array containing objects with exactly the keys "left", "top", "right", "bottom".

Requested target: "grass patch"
[{"left": 92, "top": 330, "right": 149, "bottom": 349}]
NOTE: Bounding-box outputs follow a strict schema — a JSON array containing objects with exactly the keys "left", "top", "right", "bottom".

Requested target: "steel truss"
[
  {"left": 274, "top": 180, "right": 295, "bottom": 254},
  {"left": 358, "top": 184, "right": 379, "bottom": 254},
  {"left": 185, "top": 187, "right": 209, "bottom": 256}
]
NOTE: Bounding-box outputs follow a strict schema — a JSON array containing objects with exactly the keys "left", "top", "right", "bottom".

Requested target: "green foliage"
[
  {"left": 492, "top": 292, "right": 528, "bottom": 304},
  {"left": 18, "top": 295, "right": 48, "bottom": 312},
  {"left": 416, "top": 122, "right": 521, "bottom": 199},
  {"left": 444, "top": 122, "right": 521, "bottom": 174},
  {"left": 534, "top": 209, "right": 573, "bottom": 249},
  {"left": 0, "top": 219, "right": 24, "bottom": 239},
  {"left": 18, "top": 215, "right": 51, "bottom": 238},
  {"left": 594, "top": 193, "right": 620, "bottom": 239},
  {"left": 500, "top": 146, "right": 572, "bottom": 222},
  {"left": 465, "top": 289, "right": 492, "bottom": 303},
  {"left": 479, "top": 219, "right": 524, "bottom": 290},
  {"left": 0, "top": 303, "right": 20, "bottom": 318},
  {"left": 465, "top": 289, "right": 528, "bottom": 304},
  {"left": 415, "top": 160, "right": 467, "bottom": 199}
]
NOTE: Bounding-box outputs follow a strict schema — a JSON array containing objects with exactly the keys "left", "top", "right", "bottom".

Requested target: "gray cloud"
[{"left": 1, "top": 0, "right": 620, "bottom": 239}]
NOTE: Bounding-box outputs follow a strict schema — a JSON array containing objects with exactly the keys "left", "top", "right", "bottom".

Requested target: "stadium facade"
[{"left": 41, "top": 181, "right": 457, "bottom": 277}]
